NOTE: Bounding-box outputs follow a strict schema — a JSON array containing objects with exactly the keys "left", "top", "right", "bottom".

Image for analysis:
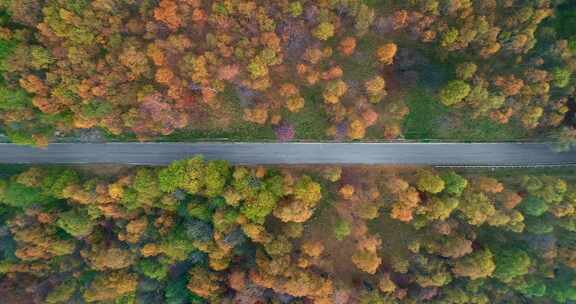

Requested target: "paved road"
[{"left": 0, "top": 142, "right": 574, "bottom": 166}]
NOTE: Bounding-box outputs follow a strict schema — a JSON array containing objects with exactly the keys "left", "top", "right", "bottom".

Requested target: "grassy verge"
[
  {"left": 403, "top": 89, "right": 530, "bottom": 141},
  {"left": 403, "top": 89, "right": 449, "bottom": 140},
  {"left": 282, "top": 86, "right": 330, "bottom": 140}
]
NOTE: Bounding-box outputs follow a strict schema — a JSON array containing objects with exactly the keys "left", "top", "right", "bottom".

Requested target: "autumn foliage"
[{"left": 1, "top": 159, "right": 576, "bottom": 302}]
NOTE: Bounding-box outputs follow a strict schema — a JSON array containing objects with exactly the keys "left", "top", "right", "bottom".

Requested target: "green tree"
[
  {"left": 40, "top": 168, "right": 79, "bottom": 198},
  {"left": 137, "top": 258, "right": 169, "bottom": 281},
  {"left": 441, "top": 27, "right": 459, "bottom": 48},
  {"left": 158, "top": 159, "right": 188, "bottom": 193},
  {"left": 520, "top": 196, "right": 548, "bottom": 217},
  {"left": 439, "top": 80, "right": 471, "bottom": 106},
  {"left": 547, "top": 274, "right": 576, "bottom": 303},
  {"left": 2, "top": 181, "right": 51, "bottom": 208},
  {"left": 126, "top": 168, "right": 161, "bottom": 209},
  {"left": 516, "top": 276, "right": 546, "bottom": 298},
  {"left": 334, "top": 219, "right": 351, "bottom": 240},
  {"left": 525, "top": 217, "right": 553, "bottom": 234},
  {"left": 165, "top": 275, "right": 204, "bottom": 304},
  {"left": 204, "top": 160, "right": 230, "bottom": 197},
  {"left": 56, "top": 207, "right": 96, "bottom": 238},
  {"left": 552, "top": 67, "right": 572, "bottom": 88},
  {"left": 493, "top": 247, "right": 531, "bottom": 283},
  {"left": 240, "top": 189, "right": 277, "bottom": 224},
  {"left": 158, "top": 156, "right": 207, "bottom": 195},
  {"left": 0, "top": 86, "right": 31, "bottom": 110},
  {"left": 442, "top": 171, "right": 468, "bottom": 196}
]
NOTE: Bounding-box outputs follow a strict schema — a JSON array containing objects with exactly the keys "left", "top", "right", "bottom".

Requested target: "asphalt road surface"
[{"left": 0, "top": 142, "right": 574, "bottom": 166}]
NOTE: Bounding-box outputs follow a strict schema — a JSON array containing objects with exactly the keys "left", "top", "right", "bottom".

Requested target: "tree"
[
  {"left": 339, "top": 37, "right": 356, "bottom": 56},
  {"left": 293, "top": 176, "right": 322, "bottom": 205},
  {"left": 354, "top": 4, "right": 375, "bottom": 35},
  {"left": 552, "top": 67, "right": 572, "bottom": 88},
  {"left": 417, "top": 170, "right": 445, "bottom": 194},
  {"left": 204, "top": 160, "right": 230, "bottom": 197},
  {"left": 38, "top": 168, "right": 79, "bottom": 198},
  {"left": 166, "top": 275, "right": 202, "bottom": 304},
  {"left": 154, "top": 0, "right": 182, "bottom": 30},
  {"left": 439, "top": 80, "right": 471, "bottom": 106},
  {"left": 187, "top": 266, "right": 224, "bottom": 300},
  {"left": 452, "top": 249, "right": 495, "bottom": 279},
  {"left": 525, "top": 217, "right": 554, "bottom": 235},
  {"left": 127, "top": 168, "right": 161, "bottom": 209},
  {"left": 287, "top": 1, "right": 303, "bottom": 17},
  {"left": 158, "top": 159, "right": 188, "bottom": 193},
  {"left": 82, "top": 245, "right": 135, "bottom": 271},
  {"left": 348, "top": 119, "right": 366, "bottom": 140},
  {"left": 334, "top": 219, "right": 351, "bottom": 240},
  {"left": 301, "top": 240, "right": 324, "bottom": 258},
  {"left": 517, "top": 276, "right": 547, "bottom": 298},
  {"left": 339, "top": 184, "right": 355, "bottom": 200},
  {"left": 433, "top": 236, "right": 473, "bottom": 259},
  {"left": 493, "top": 247, "right": 531, "bottom": 283},
  {"left": 423, "top": 196, "right": 459, "bottom": 221},
  {"left": 441, "top": 171, "right": 468, "bottom": 196},
  {"left": 137, "top": 258, "right": 169, "bottom": 281},
  {"left": 546, "top": 274, "right": 576, "bottom": 303},
  {"left": 441, "top": 28, "right": 459, "bottom": 48},
  {"left": 520, "top": 196, "right": 548, "bottom": 217},
  {"left": 494, "top": 75, "right": 524, "bottom": 96},
  {"left": 158, "top": 156, "right": 206, "bottom": 195},
  {"left": 273, "top": 199, "right": 314, "bottom": 223},
  {"left": 2, "top": 181, "right": 51, "bottom": 208},
  {"left": 312, "top": 22, "right": 335, "bottom": 41},
  {"left": 376, "top": 43, "right": 398, "bottom": 65},
  {"left": 322, "top": 167, "right": 342, "bottom": 182},
  {"left": 365, "top": 76, "right": 387, "bottom": 103},
  {"left": 391, "top": 186, "right": 421, "bottom": 222},
  {"left": 323, "top": 80, "right": 348, "bottom": 104},
  {"left": 45, "top": 280, "right": 77, "bottom": 304},
  {"left": 458, "top": 192, "right": 496, "bottom": 225},
  {"left": 244, "top": 106, "right": 269, "bottom": 124},
  {"left": 456, "top": 62, "right": 477, "bottom": 80},
  {"left": 0, "top": 86, "right": 32, "bottom": 110},
  {"left": 474, "top": 176, "right": 503, "bottom": 194},
  {"left": 56, "top": 208, "right": 95, "bottom": 238},
  {"left": 83, "top": 271, "right": 138, "bottom": 303},
  {"left": 378, "top": 273, "right": 396, "bottom": 294},
  {"left": 240, "top": 190, "right": 277, "bottom": 224},
  {"left": 286, "top": 96, "right": 305, "bottom": 112},
  {"left": 352, "top": 249, "right": 382, "bottom": 274}
]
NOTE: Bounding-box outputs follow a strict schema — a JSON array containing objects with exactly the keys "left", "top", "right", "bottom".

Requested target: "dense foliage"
[
  {"left": 1, "top": 158, "right": 576, "bottom": 303},
  {"left": 0, "top": 0, "right": 573, "bottom": 144}
]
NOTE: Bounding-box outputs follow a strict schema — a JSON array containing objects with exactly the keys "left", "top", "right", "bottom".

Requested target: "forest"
[
  {"left": 0, "top": 0, "right": 573, "bottom": 144},
  {"left": 0, "top": 158, "right": 576, "bottom": 303}
]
